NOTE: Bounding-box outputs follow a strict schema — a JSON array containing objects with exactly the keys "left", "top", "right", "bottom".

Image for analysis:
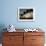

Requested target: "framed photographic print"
[{"left": 18, "top": 7, "right": 35, "bottom": 21}]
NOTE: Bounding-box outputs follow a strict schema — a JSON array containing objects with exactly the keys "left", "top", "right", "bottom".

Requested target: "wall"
[{"left": 0, "top": 0, "right": 46, "bottom": 30}]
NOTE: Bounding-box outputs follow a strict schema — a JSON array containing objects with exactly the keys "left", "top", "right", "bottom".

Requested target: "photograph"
[{"left": 18, "top": 7, "right": 35, "bottom": 21}]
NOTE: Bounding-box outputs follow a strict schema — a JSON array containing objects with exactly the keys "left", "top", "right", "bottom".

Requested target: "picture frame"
[{"left": 18, "top": 7, "right": 35, "bottom": 21}]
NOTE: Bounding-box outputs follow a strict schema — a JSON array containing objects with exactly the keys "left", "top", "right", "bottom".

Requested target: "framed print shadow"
[{"left": 18, "top": 7, "right": 35, "bottom": 21}]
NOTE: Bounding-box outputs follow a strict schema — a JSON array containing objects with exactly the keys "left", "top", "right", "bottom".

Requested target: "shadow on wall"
[{"left": 0, "top": 24, "right": 7, "bottom": 43}]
